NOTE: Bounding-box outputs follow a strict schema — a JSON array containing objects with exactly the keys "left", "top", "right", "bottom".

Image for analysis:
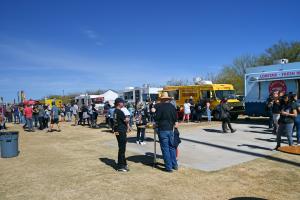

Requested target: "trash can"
[{"left": 0, "top": 131, "right": 19, "bottom": 158}]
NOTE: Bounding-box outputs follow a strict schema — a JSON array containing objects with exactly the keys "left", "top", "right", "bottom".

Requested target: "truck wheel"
[{"left": 230, "top": 114, "right": 239, "bottom": 121}]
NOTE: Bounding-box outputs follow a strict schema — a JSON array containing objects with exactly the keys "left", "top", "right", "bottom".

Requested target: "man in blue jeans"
[{"left": 154, "top": 92, "right": 178, "bottom": 172}]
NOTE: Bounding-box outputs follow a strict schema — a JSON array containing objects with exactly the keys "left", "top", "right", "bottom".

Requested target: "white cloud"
[
  {"left": 83, "top": 29, "right": 98, "bottom": 39},
  {"left": 82, "top": 28, "right": 103, "bottom": 46}
]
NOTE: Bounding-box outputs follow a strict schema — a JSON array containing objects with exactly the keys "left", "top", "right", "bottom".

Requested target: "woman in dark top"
[
  {"left": 291, "top": 94, "right": 300, "bottom": 145},
  {"left": 271, "top": 91, "right": 281, "bottom": 135},
  {"left": 275, "top": 95, "right": 297, "bottom": 150}
]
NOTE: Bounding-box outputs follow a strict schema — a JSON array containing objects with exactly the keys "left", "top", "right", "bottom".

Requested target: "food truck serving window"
[
  {"left": 215, "top": 90, "right": 236, "bottom": 99},
  {"left": 167, "top": 90, "right": 179, "bottom": 100}
]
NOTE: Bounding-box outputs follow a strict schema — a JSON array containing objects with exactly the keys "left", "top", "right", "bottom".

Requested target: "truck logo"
[{"left": 269, "top": 80, "right": 287, "bottom": 94}]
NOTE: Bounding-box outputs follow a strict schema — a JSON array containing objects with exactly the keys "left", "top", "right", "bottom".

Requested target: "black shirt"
[
  {"left": 155, "top": 102, "right": 177, "bottom": 131},
  {"left": 272, "top": 99, "right": 281, "bottom": 114},
  {"left": 113, "top": 108, "right": 127, "bottom": 133},
  {"left": 279, "top": 102, "right": 297, "bottom": 124}
]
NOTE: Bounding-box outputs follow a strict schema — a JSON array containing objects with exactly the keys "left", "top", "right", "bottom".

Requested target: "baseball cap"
[{"left": 114, "top": 98, "right": 125, "bottom": 105}]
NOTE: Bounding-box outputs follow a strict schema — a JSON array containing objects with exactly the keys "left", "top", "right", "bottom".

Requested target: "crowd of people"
[
  {"left": 182, "top": 97, "right": 212, "bottom": 123},
  {"left": 1, "top": 90, "right": 299, "bottom": 173},
  {"left": 0, "top": 102, "right": 98, "bottom": 132},
  {"left": 266, "top": 91, "right": 300, "bottom": 149}
]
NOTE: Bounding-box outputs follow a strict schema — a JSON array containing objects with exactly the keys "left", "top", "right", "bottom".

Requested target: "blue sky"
[{"left": 0, "top": 0, "right": 299, "bottom": 102}]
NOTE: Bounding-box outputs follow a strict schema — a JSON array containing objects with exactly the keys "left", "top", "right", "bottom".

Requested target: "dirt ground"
[{"left": 0, "top": 119, "right": 300, "bottom": 200}]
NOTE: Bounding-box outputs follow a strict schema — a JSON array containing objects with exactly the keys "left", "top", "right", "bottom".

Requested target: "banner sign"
[{"left": 259, "top": 70, "right": 300, "bottom": 80}]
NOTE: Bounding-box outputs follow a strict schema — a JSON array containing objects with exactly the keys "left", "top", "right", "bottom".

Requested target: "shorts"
[{"left": 51, "top": 118, "right": 59, "bottom": 124}]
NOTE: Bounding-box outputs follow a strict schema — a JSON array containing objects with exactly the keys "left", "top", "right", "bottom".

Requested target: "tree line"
[{"left": 167, "top": 40, "right": 300, "bottom": 94}]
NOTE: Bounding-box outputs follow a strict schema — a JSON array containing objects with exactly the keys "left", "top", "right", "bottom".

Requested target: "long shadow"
[
  {"left": 248, "top": 126, "right": 268, "bottom": 129},
  {"left": 127, "top": 136, "right": 155, "bottom": 144},
  {"left": 247, "top": 130, "right": 273, "bottom": 135},
  {"left": 233, "top": 118, "right": 268, "bottom": 125},
  {"left": 229, "top": 197, "right": 267, "bottom": 200},
  {"left": 126, "top": 153, "right": 165, "bottom": 171},
  {"left": 203, "top": 129, "right": 224, "bottom": 133},
  {"left": 237, "top": 144, "right": 273, "bottom": 151},
  {"left": 180, "top": 137, "right": 300, "bottom": 167},
  {"left": 255, "top": 137, "right": 297, "bottom": 144},
  {"left": 99, "top": 158, "right": 117, "bottom": 170}
]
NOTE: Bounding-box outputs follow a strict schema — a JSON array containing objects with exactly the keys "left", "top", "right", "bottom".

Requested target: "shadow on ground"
[
  {"left": 203, "top": 129, "right": 224, "bottom": 133},
  {"left": 99, "top": 152, "right": 165, "bottom": 171}
]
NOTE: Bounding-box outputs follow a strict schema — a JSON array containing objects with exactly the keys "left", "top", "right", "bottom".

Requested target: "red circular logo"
[{"left": 269, "top": 80, "right": 287, "bottom": 94}]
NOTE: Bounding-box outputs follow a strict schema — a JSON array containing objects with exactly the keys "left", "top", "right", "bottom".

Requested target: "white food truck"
[{"left": 245, "top": 60, "right": 300, "bottom": 117}]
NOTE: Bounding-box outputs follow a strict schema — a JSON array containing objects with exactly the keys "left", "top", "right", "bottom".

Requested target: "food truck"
[
  {"left": 245, "top": 60, "right": 300, "bottom": 117},
  {"left": 162, "top": 83, "right": 244, "bottom": 120}
]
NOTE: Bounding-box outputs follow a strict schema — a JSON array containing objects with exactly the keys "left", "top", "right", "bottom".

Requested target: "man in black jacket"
[
  {"left": 154, "top": 92, "right": 178, "bottom": 172},
  {"left": 113, "top": 98, "right": 130, "bottom": 172},
  {"left": 220, "top": 98, "right": 236, "bottom": 133}
]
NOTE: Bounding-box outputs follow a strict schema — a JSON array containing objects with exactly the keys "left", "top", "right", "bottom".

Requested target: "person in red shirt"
[{"left": 23, "top": 104, "right": 34, "bottom": 132}]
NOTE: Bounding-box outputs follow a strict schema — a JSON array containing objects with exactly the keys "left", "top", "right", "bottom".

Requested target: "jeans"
[
  {"left": 295, "top": 116, "right": 300, "bottom": 143},
  {"left": 33, "top": 115, "right": 39, "bottom": 127},
  {"left": 277, "top": 123, "right": 294, "bottom": 146},
  {"left": 136, "top": 127, "right": 145, "bottom": 142},
  {"left": 20, "top": 113, "right": 25, "bottom": 124},
  {"left": 26, "top": 117, "right": 33, "bottom": 130},
  {"left": 272, "top": 114, "right": 280, "bottom": 135},
  {"left": 14, "top": 113, "right": 20, "bottom": 123},
  {"left": 268, "top": 111, "right": 273, "bottom": 128},
  {"left": 66, "top": 112, "right": 72, "bottom": 122},
  {"left": 207, "top": 109, "right": 211, "bottom": 121},
  {"left": 116, "top": 131, "right": 127, "bottom": 169},
  {"left": 158, "top": 130, "right": 177, "bottom": 171}
]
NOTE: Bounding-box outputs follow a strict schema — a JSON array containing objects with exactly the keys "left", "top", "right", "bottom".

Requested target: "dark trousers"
[
  {"left": 222, "top": 118, "right": 233, "bottom": 132},
  {"left": 136, "top": 127, "right": 145, "bottom": 142},
  {"left": 195, "top": 112, "right": 202, "bottom": 122},
  {"left": 38, "top": 117, "right": 44, "bottom": 130},
  {"left": 14, "top": 113, "right": 20, "bottom": 123},
  {"left": 33, "top": 115, "right": 39, "bottom": 127},
  {"left": 44, "top": 118, "right": 49, "bottom": 128},
  {"left": 116, "top": 131, "right": 127, "bottom": 169}
]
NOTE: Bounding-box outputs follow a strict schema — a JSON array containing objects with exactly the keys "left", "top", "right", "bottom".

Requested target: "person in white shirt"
[
  {"left": 183, "top": 99, "right": 191, "bottom": 123},
  {"left": 121, "top": 106, "right": 131, "bottom": 132},
  {"left": 71, "top": 104, "right": 79, "bottom": 126}
]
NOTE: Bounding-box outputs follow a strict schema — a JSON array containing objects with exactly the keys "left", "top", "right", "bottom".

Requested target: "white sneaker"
[
  {"left": 136, "top": 141, "right": 140, "bottom": 145},
  {"left": 140, "top": 142, "right": 146, "bottom": 145}
]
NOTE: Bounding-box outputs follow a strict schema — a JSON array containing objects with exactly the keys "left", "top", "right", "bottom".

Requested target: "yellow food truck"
[
  {"left": 162, "top": 84, "right": 244, "bottom": 120},
  {"left": 40, "top": 98, "right": 63, "bottom": 108}
]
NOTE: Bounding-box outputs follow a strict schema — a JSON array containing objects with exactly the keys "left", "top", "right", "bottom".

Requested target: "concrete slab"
[{"left": 105, "top": 122, "right": 281, "bottom": 171}]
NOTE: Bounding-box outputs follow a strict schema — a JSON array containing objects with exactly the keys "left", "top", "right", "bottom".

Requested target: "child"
[
  {"left": 135, "top": 103, "right": 147, "bottom": 145},
  {"left": 206, "top": 101, "right": 212, "bottom": 122}
]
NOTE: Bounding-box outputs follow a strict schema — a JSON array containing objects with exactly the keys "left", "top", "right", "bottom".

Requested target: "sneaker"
[
  {"left": 140, "top": 142, "right": 146, "bottom": 145},
  {"left": 173, "top": 166, "right": 178, "bottom": 171},
  {"left": 231, "top": 129, "right": 237, "bottom": 133},
  {"left": 136, "top": 141, "right": 140, "bottom": 145},
  {"left": 124, "top": 165, "right": 130, "bottom": 172},
  {"left": 117, "top": 168, "right": 127, "bottom": 172},
  {"left": 273, "top": 146, "right": 280, "bottom": 151}
]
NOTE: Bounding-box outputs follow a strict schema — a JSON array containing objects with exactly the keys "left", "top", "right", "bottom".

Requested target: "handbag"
[{"left": 173, "top": 128, "right": 181, "bottom": 148}]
